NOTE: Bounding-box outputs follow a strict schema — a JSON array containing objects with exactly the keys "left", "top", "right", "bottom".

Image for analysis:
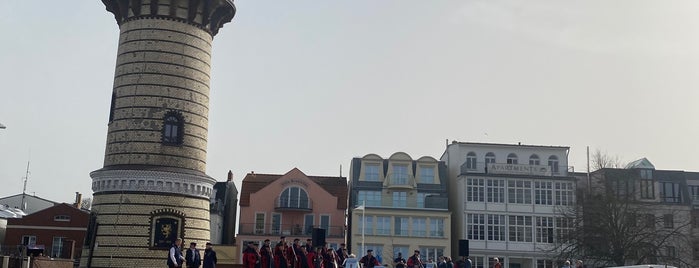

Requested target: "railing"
[
  {"left": 383, "top": 173, "right": 416, "bottom": 189},
  {"left": 238, "top": 223, "right": 345, "bottom": 238},
  {"left": 460, "top": 161, "right": 573, "bottom": 176},
  {"left": 273, "top": 197, "right": 313, "bottom": 211}
]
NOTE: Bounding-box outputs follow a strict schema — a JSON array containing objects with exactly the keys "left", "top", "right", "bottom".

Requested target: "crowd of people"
[
  {"left": 242, "top": 236, "right": 350, "bottom": 268},
  {"left": 167, "top": 238, "right": 218, "bottom": 268}
]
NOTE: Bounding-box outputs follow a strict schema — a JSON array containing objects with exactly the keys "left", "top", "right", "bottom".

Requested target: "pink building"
[{"left": 237, "top": 168, "right": 348, "bottom": 253}]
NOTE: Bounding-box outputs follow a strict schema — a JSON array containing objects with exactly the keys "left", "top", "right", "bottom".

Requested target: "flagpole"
[{"left": 362, "top": 200, "right": 365, "bottom": 253}]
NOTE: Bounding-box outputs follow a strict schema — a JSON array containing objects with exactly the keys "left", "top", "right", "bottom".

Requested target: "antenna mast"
[{"left": 21, "top": 160, "right": 30, "bottom": 211}]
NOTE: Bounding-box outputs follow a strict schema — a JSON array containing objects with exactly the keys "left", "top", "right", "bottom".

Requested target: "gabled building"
[
  {"left": 211, "top": 171, "right": 239, "bottom": 245},
  {"left": 4, "top": 203, "right": 89, "bottom": 260},
  {"left": 0, "top": 194, "right": 58, "bottom": 215},
  {"left": 348, "top": 153, "right": 451, "bottom": 265},
  {"left": 237, "top": 168, "right": 348, "bottom": 260},
  {"left": 441, "top": 142, "right": 576, "bottom": 268}
]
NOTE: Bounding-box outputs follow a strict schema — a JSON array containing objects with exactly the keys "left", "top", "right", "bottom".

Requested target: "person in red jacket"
[
  {"left": 243, "top": 242, "right": 260, "bottom": 268},
  {"left": 406, "top": 250, "right": 423, "bottom": 268},
  {"left": 275, "top": 237, "right": 291, "bottom": 268},
  {"left": 359, "top": 250, "right": 380, "bottom": 268}
]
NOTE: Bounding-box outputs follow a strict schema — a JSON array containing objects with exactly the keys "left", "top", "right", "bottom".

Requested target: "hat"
[
  {"left": 280, "top": 236, "right": 286, "bottom": 239},
  {"left": 206, "top": 242, "right": 212, "bottom": 246},
  {"left": 367, "top": 249, "right": 373, "bottom": 253},
  {"left": 264, "top": 239, "right": 270, "bottom": 242},
  {"left": 307, "top": 239, "right": 312, "bottom": 241},
  {"left": 248, "top": 241, "right": 254, "bottom": 244},
  {"left": 397, "top": 252, "right": 402, "bottom": 255},
  {"left": 414, "top": 250, "right": 420, "bottom": 253},
  {"left": 190, "top": 242, "right": 197, "bottom": 245}
]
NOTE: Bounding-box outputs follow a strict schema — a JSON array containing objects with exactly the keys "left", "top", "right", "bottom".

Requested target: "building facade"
[
  {"left": 237, "top": 168, "right": 348, "bottom": 261},
  {"left": 211, "top": 171, "right": 239, "bottom": 245},
  {"left": 84, "top": 1, "right": 236, "bottom": 267},
  {"left": 348, "top": 153, "right": 451, "bottom": 266},
  {"left": 4, "top": 203, "right": 89, "bottom": 259},
  {"left": 441, "top": 142, "right": 576, "bottom": 268}
]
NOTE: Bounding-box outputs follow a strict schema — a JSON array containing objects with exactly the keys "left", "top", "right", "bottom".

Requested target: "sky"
[{"left": 1, "top": 1, "right": 699, "bottom": 204}]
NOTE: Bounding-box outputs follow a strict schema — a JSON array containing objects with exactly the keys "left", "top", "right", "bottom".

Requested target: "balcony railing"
[
  {"left": 383, "top": 173, "right": 416, "bottom": 189},
  {"left": 460, "top": 161, "right": 572, "bottom": 176},
  {"left": 239, "top": 223, "right": 345, "bottom": 238},
  {"left": 274, "top": 197, "right": 313, "bottom": 211}
]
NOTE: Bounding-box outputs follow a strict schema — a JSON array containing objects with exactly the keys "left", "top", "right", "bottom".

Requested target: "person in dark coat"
[
  {"left": 359, "top": 250, "right": 379, "bottom": 268},
  {"left": 186, "top": 242, "right": 202, "bottom": 268},
  {"left": 260, "top": 239, "right": 274, "bottom": 268},
  {"left": 168, "top": 238, "right": 185, "bottom": 268},
  {"left": 203, "top": 242, "right": 218, "bottom": 268}
]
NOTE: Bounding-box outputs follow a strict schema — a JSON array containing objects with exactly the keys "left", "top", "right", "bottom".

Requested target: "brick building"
[{"left": 4, "top": 203, "right": 89, "bottom": 259}]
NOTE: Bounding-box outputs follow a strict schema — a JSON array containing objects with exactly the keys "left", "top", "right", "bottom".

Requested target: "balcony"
[
  {"left": 460, "top": 162, "right": 572, "bottom": 176},
  {"left": 383, "top": 173, "right": 416, "bottom": 189},
  {"left": 274, "top": 196, "right": 313, "bottom": 211},
  {"left": 238, "top": 223, "right": 346, "bottom": 238}
]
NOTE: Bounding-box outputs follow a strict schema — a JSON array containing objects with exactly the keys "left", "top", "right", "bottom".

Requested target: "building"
[
  {"left": 211, "top": 171, "right": 239, "bottom": 245},
  {"left": 441, "top": 142, "right": 576, "bottom": 268},
  {"left": 348, "top": 153, "right": 451, "bottom": 265},
  {"left": 0, "top": 194, "right": 58, "bottom": 215},
  {"left": 83, "top": 1, "right": 236, "bottom": 267},
  {"left": 580, "top": 158, "right": 699, "bottom": 267},
  {"left": 4, "top": 203, "right": 89, "bottom": 259},
  {"left": 237, "top": 168, "right": 347, "bottom": 259}
]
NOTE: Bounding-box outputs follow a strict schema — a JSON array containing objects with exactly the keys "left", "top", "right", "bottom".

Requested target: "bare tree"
[
  {"left": 552, "top": 169, "right": 693, "bottom": 267},
  {"left": 590, "top": 149, "right": 624, "bottom": 170}
]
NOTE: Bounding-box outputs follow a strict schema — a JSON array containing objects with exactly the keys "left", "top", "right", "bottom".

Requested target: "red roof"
[{"left": 239, "top": 168, "right": 348, "bottom": 210}]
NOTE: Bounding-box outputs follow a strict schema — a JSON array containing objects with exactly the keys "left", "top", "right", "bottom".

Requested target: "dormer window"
[
  {"left": 162, "top": 111, "right": 184, "bottom": 145},
  {"left": 507, "top": 153, "right": 518, "bottom": 164},
  {"left": 279, "top": 187, "right": 310, "bottom": 209},
  {"left": 54, "top": 215, "right": 71, "bottom": 222},
  {"left": 548, "top": 156, "right": 559, "bottom": 173},
  {"left": 465, "top": 152, "right": 477, "bottom": 170},
  {"left": 485, "top": 152, "right": 496, "bottom": 165},
  {"left": 364, "top": 164, "right": 380, "bottom": 181},
  {"left": 529, "top": 154, "right": 540, "bottom": 165}
]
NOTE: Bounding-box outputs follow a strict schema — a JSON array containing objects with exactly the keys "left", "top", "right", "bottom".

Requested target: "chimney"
[
  {"left": 227, "top": 170, "right": 233, "bottom": 182},
  {"left": 74, "top": 192, "right": 82, "bottom": 209}
]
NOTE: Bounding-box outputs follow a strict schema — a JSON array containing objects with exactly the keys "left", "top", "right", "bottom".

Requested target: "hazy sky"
[{"left": 1, "top": 1, "right": 699, "bottom": 204}]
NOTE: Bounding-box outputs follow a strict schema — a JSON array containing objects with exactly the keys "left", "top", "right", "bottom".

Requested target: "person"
[
  {"left": 243, "top": 242, "right": 259, "bottom": 268},
  {"left": 305, "top": 239, "right": 314, "bottom": 253},
  {"left": 425, "top": 259, "right": 435, "bottom": 268},
  {"left": 275, "top": 236, "right": 290, "bottom": 268},
  {"left": 260, "top": 239, "right": 274, "bottom": 268},
  {"left": 343, "top": 254, "right": 359, "bottom": 268},
  {"left": 492, "top": 258, "right": 501, "bottom": 268},
  {"left": 336, "top": 244, "right": 348, "bottom": 268},
  {"left": 561, "top": 260, "right": 571, "bottom": 268},
  {"left": 575, "top": 260, "right": 583, "bottom": 268},
  {"left": 309, "top": 247, "right": 322, "bottom": 268},
  {"left": 203, "top": 242, "right": 217, "bottom": 268},
  {"left": 394, "top": 252, "right": 406, "bottom": 268},
  {"left": 186, "top": 242, "right": 202, "bottom": 268},
  {"left": 406, "top": 250, "right": 422, "bottom": 268},
  {"left": 168, "top": 238, "right": 186, "bottom": 268},
  {"left": 437, "top": 256, "right": 446, "bottom": 268},
  {"left": 291, "top": 239, "right": 304, "bottom": 268},
  {"left": 445, "top": 257, "right": 453, "bottom": 268},
  {"left": 359, "top": 250, "right": 380, "bottom": 268}
]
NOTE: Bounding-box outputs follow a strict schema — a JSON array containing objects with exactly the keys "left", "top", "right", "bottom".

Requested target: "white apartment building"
[{"left": 441, "top": 142, "right": 576, "bottom": 268}]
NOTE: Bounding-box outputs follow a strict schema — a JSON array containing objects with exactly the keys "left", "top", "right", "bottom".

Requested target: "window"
[
  {"left": 486, "top": 179, "right": 505, "bottom": 203},
  {"left": 51, "top": 237, "right": 65, "bottom": 258},
  {"left": 467, "top": 178, "right": 485, "bottom": 202},
  {"left": 21, "top": 235, "right": 37, "bottom": 246},
  {"left": 471, "top": 256, "right": 486, "bottom": 268},
  {"left": 548, "top": 156, "right": 559, "bottom": 174},
  {"left": 507, "top": 153, "right": 518, "bottom": 164},
  {"left": 304, "top": 214, "right": 314, "bottom": 235},
  {"left": 640, "top": 180, "right": 655, "bottom": 199},
  {"left": 529, "top": 154, "right": 540, "bottom": 165},
  {"left": 419, "top": 166, "right": 435, "bottom": 183},
  {"left": 320, "top": 215, "right": 330, "bottom": 231},
  {"left": 643, "top": 214, "right": 656, "bottom": 229},
  {"left": 537, "top": 260, "right": 554, "bottom": 268},
  {"left": 358, "top": 191, "right": 382, "bottom": 207},
  {"left": 555, "top": 217, "right": 573, "bottom": 242},
  {"left": 487, "top": 214, "right": 506, "bottom": 241},
  {"left": 255, "top": 213, "right": 265, "bottom": 234},
  {"left": 508, "top": 180, "right": 532, "bottom": 204},
  {"left": 508, "top": 215, "right": 532, "bottom": 242},
  {"left": 467, "top": 214, "right": 485, "bottom": 240},
  {"left": 535, "top": 181, "right": 553, "bottom": 205},
  {"left": 666, "top": 246, "right": 677, "bottom": 258},
  {"left": 663, "top": 214, "right": 674, "bottom": 229},
  {"left": 364, "top": 164, "right": 380, "bottom": 181},
  {"left": 417, "top": 192, "right": 428, "bottom": 208},
  {"left": 393, "top": 246, "right": 409, "bottom": 258},
  {"left": 393, "top": 192, "right": 407, "bottom": 207},
  {"left": 279, "top": 187, "right": 310, "bottom": 209},
  {"left": 162, "top": 111, "right": 184, "bottom": 145},
  {"left": 466, "top": 152, "right": 477, "bottom": 170},
  {"left": 394, "top": 217, "right": 408, "bottom": 236},
  {"left": 360, "top": 215, "right": 373, "bottom": 235},
  {"left": 412, "top": 218, "right": 427, "bottom": 237},
  {"left": 419, "top": 247, "right": 444, "bottom": 263},
  {"left": 485, "top": 152, "right": 496, "bottom": 165},
  {"left": 429, "top": 218, "right": 444, "bottom": 237},
  {"left": 536, "top": 217, "right": 554, "bottom": 243},
  {"left": 54, "top": 215, "right": 71, "bottom": 222},
  {"left": 691, "top": 186, "right": 699, "bottom": 202},
  {"left": 554, "top": 182, "right": 574, "bottom": 205},
  {"left": 640, "top": 169, "right": 653, "bottom": 179},
  {"left": 358, "top": 244, "right": 383, "bottom": 261},
  {"left": 660, "top": 182, "right": 681, "bottom": 203},
  {"left": 392, "top": 165, "right": 409, "bottom": 185},
  {"left": 271, "top": 213, "right": 281, "bottom": 235},
  {"left": 376, "top": 216, "right": 391, "bottom": 235}
]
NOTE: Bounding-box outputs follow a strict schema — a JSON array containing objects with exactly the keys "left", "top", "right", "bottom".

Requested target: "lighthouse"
[{"left": 82, "top": 1, "right": 235, "bottom": 267}]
